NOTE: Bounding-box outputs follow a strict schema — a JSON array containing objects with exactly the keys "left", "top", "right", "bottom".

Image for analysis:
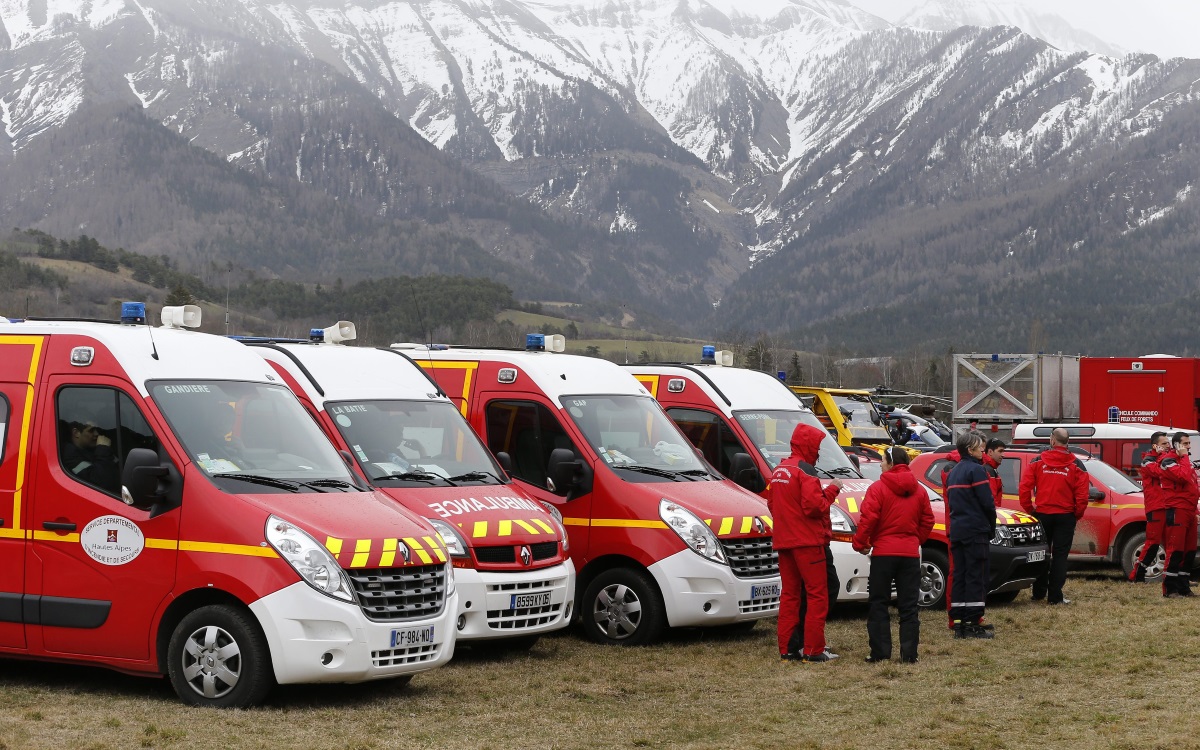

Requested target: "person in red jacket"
[
  {"left": 1130, "top": 431, "right": 1170, "bottom": 583},
  {"left": 1018, "top": 428, "right": 1089, "bottom": 604},
  {"left": 983, "top": 438, "right": 1006, "bottom": 502},
  {"left": 853, "top": 446, "right": 934, "bottom": 663},
  {"left": 767, "top": 423, "right": 843, "bottom": 662},
  {"left": 1158, "top": 432, "right": 1198, "bottom": 597}
]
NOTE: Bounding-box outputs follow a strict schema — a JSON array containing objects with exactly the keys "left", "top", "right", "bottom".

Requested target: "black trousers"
[
  {"left": 1032, "top": 513, "right": 1076, "bottom": 603},
  {"left": 788, "top": 544, "right": 838, "bottom": 655},
  {"left": 867, "top": 555, "right": 920, "bottom": 661},
  {"left": 949, "top": 538, "right": 989, "bottom": 624}
]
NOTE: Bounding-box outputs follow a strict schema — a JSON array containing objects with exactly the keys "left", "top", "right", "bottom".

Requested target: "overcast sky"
[{"left": 849, "top": 0, "right": 1200, "bottom": 59}]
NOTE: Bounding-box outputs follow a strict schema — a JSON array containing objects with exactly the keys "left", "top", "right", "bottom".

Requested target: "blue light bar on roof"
[{"left": 121, "top": 302, "right": 146, "bottom": 325}]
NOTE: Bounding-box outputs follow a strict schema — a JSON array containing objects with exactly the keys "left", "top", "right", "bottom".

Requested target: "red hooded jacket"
[
  {"left": 1158, "top": 452, "right": 1200, "bottom": 512},
  {"left": 852, "top": 464, "right": 934, "bottom": 557},
  {"left": 767, "top": 423, "right": 840, "bottom": 549},
  {"left": 1017, "top": 446, "right": 1089, "bottom": 518},
  {"left": 981, "top": 453, "right": 1003, "bottom": 503},
  {"left": 1140, "top": 449, "right": 1168, "bottom": 513}
]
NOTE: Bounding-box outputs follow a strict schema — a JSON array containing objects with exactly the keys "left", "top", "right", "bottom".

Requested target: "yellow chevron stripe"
[
  {"left": 430, "top": 547, "right": 447, "bottom": 563},
  {"left": 403, "top": 537, "right": 424, "bottom": 550},
  {"left": 472, "top": 520, "right": 488, "bottom": 538},
  {"left": 513, "top": 519, "right": 539, "bottom": 534},
  {"left": 414, "top": 548, "right": 433, "bottom": 564},
  {"left": 380, "top": 538, "right": 398, "bottom": 568},
  {"left": 351, "top": 538, "right": 372, "bottom": 567},
  {"left": 532, "top": 518, "right": 554, "bottom": 534}
]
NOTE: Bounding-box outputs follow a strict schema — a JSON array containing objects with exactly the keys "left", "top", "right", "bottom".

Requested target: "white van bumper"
[
  {"left": 830, "top": 540, "right": 871, "bottom": 602},
  {"left": 452, "top": 561, "right": 575, "bottom": 641},
  {"left": 649, "top": 550, "right": 781, "bottom": 628},
  {"left": 250, "top": 581, "right": 458, "bottom": 685}
]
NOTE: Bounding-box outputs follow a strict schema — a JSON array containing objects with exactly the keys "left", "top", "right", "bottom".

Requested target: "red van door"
[{"left": 27, "top": 380, "right": 179, "bottom": 661}]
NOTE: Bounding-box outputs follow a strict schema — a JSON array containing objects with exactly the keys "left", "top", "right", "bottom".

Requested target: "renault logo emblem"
[
  {"left": 519, "top": 545, "right": 532, "bottom": 566},
  {"left": 753, "top": 517, "right": 765, "bottom": 534},
  {"left": 398, "top": 541, "right": 411, "bottom": 563}
]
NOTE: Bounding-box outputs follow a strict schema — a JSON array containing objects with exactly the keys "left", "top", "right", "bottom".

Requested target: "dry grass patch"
[{"left": 0, "top": 570, "right": 1197, "bottom": 749}]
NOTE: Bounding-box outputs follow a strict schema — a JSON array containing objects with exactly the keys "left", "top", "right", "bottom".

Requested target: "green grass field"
[{"left": 0, "top": 568, "right": 1191, "bottom": 749}]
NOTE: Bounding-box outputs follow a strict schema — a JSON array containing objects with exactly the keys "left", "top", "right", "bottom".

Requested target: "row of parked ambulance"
[{"left": 0, "top": 303, "right": 1125, "bottom": 707}]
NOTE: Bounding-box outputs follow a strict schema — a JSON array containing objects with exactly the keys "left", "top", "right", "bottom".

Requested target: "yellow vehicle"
[{"left": 788, "top": 386, "right": 894, "bottom": 448}]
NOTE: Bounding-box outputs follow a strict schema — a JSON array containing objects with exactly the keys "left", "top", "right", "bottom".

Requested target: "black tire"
[
  {"left": 581, "top": 568, "right": 666, "bottom": 646},
  {"left": 1121, "top": 531, "right": 1165, "bottom": 579},
  {"left": 988, "top": 591, "right": 1020, "bottom": 604},
  {"left": 918, "top": 547, "right": 949, "bottom": 611},
  {"left": 167, "top": 604, "right": 274, "bottom": 708}
]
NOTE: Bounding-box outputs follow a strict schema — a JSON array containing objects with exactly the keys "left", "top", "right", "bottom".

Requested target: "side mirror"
[
  {"left": 1088, "top": 487, "right": 1106, "bottom": 502},
  {"left": 495, "top": 451, "right": 514, "bottom": 475},
  {"left": 338, "top": 449, "right": 357, "bottom": 471},
  {"left": 728, "top": 453, "right": 766, "bottom": 494},
  {"left": 846, "top": 453, "right": 861, "bottom": 470},
  {"left": 121, "top": 448, "right": 168, "bottom": 509},
  {"left": 870, "top": 411, "right": 881, "bottom": 425},
  {"left": 546, "top": 448, "right": 591, "bottom": 500}
]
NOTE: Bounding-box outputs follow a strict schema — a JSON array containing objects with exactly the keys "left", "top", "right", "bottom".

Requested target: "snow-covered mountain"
[
  {"left": 899, "top": 0, "right": 1125, "bottom": 58},
  {"left": 0, "top": 0, "right": 1198, "bottom": 350}
]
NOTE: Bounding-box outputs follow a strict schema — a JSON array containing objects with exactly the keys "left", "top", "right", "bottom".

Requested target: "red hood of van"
[
  {"left": 377, "top": 484, "right": 561, "bottom": 546},
  {"left": 242, "top": 489, "right": 449, "bottom": 568}
]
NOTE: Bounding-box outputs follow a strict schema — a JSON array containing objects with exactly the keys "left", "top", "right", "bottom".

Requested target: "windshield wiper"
[
  {"left": 377, "top": 471, "right": 455, "bottom": 485},
  {"left": 300, "top": 478, "right": 363, "bottom": 492},
  {"left": 615, "top": 465, "right": 683, "bottom": 481},
  {"left": 823, "top": 466, "right": 858, "bottom": 477},
  {"left": 445, "top": 471, "right": 505, "bottom": 484},
  {"left": 211, "top": 473, "right": 301, "bottom": 492},
  {"left": 676, "top": 469, "right": 713, "bottom": 480}
]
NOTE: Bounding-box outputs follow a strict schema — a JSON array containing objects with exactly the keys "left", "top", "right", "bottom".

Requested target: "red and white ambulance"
[
  {"left": 0, "top": 305, "right": 456, "bottom": 707},
  {"left": 625, "top": 359, "right": 870, "bottom": 602},
  {"left": 243, "top": 326, "right": 574, "bottom": 648},
  {"left": 407, "top": 335, "right": 782, "bottom": 645}
]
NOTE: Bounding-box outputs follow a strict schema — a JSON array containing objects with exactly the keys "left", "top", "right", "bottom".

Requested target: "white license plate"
[
  {"left": 390, "top": 625, "right": 435, "bottom": 648},
  {"left": 1026, "top": 550, "right": 1046, "bottom": 563},
  {"left": 510, "top": 592, "right": 552, "bottom": 609},
  {"left": 751, "top": 583, "right": 781, "bottom": 600}
]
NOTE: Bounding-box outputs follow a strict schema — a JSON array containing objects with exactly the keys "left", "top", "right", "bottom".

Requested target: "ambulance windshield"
[
  {"left": 151, "top": 381, "right": 360, "bottom": 491},
  {"left": 326, "top": 399, "right": 505, "bottom": 485},
  {"left": 734, "top": 409, "right": 862, "bottom": 478},
  {"left": 560, "top": 395, "right": 711, "bottom": 477}
]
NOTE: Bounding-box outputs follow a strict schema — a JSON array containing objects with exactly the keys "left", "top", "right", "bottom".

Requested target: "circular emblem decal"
[{"left": 80, "top": 515, "right": 145, "bottom": 566}]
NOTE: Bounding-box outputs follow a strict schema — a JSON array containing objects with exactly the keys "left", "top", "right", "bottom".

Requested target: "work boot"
[
  {"left": 1130, "top": 566, "right": 1146, "bottom": 583},
  {"left": 954, "top": 622, "right": 994, "bottom": 640}
]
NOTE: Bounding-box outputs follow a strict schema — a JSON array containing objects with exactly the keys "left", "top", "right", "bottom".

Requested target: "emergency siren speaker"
[
  {"left": 714, "top": 350, "right": 733, "bottom": 367},
  {"left": 544, "top": 334, "right": 566, "bottom": 352},
  {"left": 160, "top": 305, "right": 202, "bottom": 329},
  {"left": 323, "top": 321, "right": 356, "bottom": 344}
]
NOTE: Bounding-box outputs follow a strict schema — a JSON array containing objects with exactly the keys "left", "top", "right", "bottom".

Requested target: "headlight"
[
  {"left": 429, "top": 518, "right": 469, "bottom": 558},
  {"left": 992, "top": 525, "right": 1013, "bottom": 546},
  {"left": 539, "top": 501, "right": 570, "bottom": 552},
  {"left": 830, "top": 504, "right": 855, "bottom": 543},
  {"left": 660, "top": 498, "right": 726, "bottom": 564},
  {"left": 265, "top": 515, "right": 356, "bottom": 603}
]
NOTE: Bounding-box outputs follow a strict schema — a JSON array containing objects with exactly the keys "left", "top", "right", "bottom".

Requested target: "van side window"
[
  {"left": 57, "top": 387, "right": 161, "bottom": 498},
  {"left": 666, "top": 408, "right": 748, "bottom": 477},
  {"left": 485, "top": 401, "right": 578, "bottom": 490},
  {"left": 0, "top": 394, "right": 9, "bottom": 466},
  {"left": 998, "top": 457, "right": 1020, "bottom": 495}
]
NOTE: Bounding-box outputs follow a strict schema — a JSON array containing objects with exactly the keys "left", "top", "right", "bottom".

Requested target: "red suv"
[{"left": 910, "top": 447, "right": 1157, "bottom": 578}]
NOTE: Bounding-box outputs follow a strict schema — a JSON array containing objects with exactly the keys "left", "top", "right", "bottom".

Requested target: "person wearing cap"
[
  {"left": 767, "top": 423, "right": 843, "bottom": 663},
  {"left": 853, "top": 445, "right": 934, "bottom": 663},
  {"left": 1130, "top": 431, "right": 1170, "bottom": 583},
  {"left": 61, "top": 420, "right": 120, "bottom": 494},
  {"left": 1018, "top": 428, "right": 1089, "bottom": 605},
  {"left": 1158, "top": 431, "right": 1198, "bottom": 597},
  {"left": 945, "top": 430, "right": 996, "bottom": 638}
]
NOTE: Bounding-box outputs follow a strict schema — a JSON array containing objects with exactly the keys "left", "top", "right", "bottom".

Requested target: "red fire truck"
[
  {"left": 243, "top": 327, "right": 574, "bottom": 649},
  {"left": 0, "top": 305, "right": 455, "bottom": 707},
  {"left": 410, "top": 335, "right": 781, "bottom": 645}
]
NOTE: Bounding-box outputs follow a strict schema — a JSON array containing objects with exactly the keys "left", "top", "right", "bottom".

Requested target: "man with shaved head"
[{"left": 1019, "top": 427, "right": 1089, "bottom": 604}]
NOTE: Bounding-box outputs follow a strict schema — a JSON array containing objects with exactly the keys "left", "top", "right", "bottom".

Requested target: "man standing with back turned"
[
  {"left": 945, "top": 430, "right": 996, "bottom": 639},
  {"left": 1019, "top": 427, "right": 1089, "bottom": 605}
]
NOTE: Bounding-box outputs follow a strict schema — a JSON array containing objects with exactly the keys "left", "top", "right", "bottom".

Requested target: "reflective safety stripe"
[
  {"left": 532, "top": 518, "right": 555, "bottom": 534},
  {"left": 951, "top": 601, "right": 987, "bottom": 607},
  {"left": 762, "top": 516, "right": 773, "bottom": 530},
  {"left": 380, "top": 538, "right": 398, "bottom": 567},
  {"left": 996, "top": 509, "right": 1014, "bottom": 522},
  {"left": 423, "top": 536, "right": 447, "bottom": 563},
  {"left": 590, "top": 519, "right": 669, "bottom": 529},
  {"left": 351, "top": 538, "right": 372, "bottom": 567},
  {"left": 32, "top": 530, "right": 80, "bottom": 543},
  {"left": 403, "top": 537, "right": 434, "bottom": 564},
  {"left": 845, "top": 497, "right": 859, "bottom": 514},
  {"left": 472, "top": 521, "right": 488, "bottom": 538},
  {"left": 933, "top": 523, "right": 946, "bottom": 531},
  {"left": 718, "top": 517, "right": 733, "bottom": 535},
  {"left": 498, "top": 520, "right": 513, "bottom": 537},
  {"left": 740, "top": 516, "right": 753, "bottom": 534},
  {"left": 179, "top": 541, "right": 277, "bottom": 557},
  {"left": 326, "top": 537, "right": 343, "bottom": 556},
  {"left": 562, "top": 517, "right": 588, "bottom": 526},
  {"left": 513, "top": 519, "right": 538, "bottom": 534}
]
